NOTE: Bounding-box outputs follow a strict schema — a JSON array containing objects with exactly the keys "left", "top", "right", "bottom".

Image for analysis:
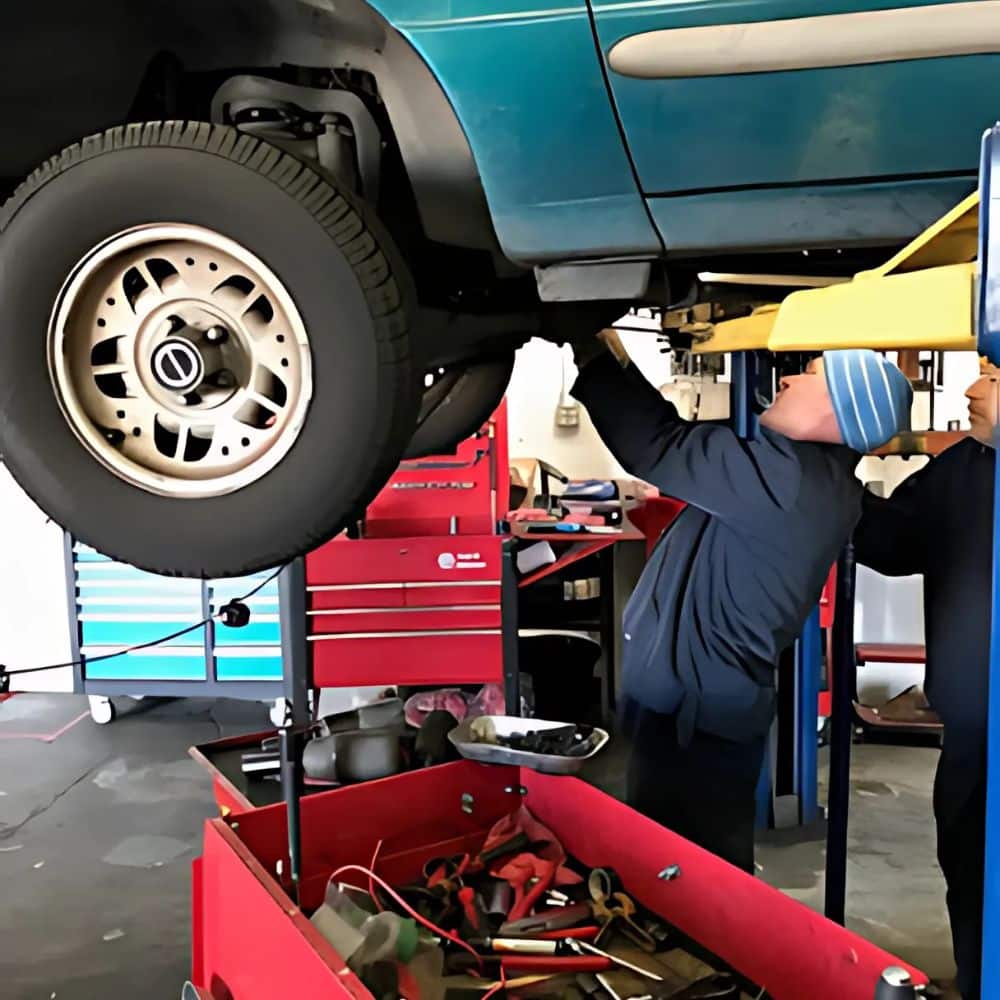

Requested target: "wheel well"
[{"left": 1, "top": 0, "right": 500, "bottom": 257}]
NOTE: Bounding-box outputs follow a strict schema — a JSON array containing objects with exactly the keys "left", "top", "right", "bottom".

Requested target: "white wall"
[{"left": 0, "top": 465, "right": 74, "bottom": 692}]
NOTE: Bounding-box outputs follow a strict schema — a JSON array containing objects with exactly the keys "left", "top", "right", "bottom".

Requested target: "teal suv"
[{"left": 0, "top": 0, "right": 995, "bottom": 575}]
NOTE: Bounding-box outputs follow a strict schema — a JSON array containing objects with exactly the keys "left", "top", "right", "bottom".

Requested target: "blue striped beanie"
[{"left": 823, "top": 350, "right": 912, "bottom": 453}]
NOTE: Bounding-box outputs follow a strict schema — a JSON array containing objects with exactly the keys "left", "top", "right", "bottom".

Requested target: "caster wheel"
[
  {"left": 89, "top": 698, "right": 116, "bottom": 725},
  {"left": 269, "top": 698, "right": 289, "bottom": 728},
  {"left": 817, "top": 717, "right": 831, "bottom": 748}
]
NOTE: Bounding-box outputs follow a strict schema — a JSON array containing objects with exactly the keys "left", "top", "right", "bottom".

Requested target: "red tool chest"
[
  {"left": 302, "top": 405, "right": 511, "bottom": 693},
  {"left": 191, "top": 761, "right": 926, "bottom": 1000},
  {"left": 306, "top": 534, "right": 506, "bottom": 689}
]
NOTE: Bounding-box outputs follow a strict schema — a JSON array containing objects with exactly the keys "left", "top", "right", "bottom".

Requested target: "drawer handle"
[
  {"left": 308, "top": 580, "right": 500, "bottom": 592},
  {"left": 308, "top": 629, "right": 501, "bottom": 641},
  {"left": 307, "top": 604, "right": 500, "bottom": 616}
]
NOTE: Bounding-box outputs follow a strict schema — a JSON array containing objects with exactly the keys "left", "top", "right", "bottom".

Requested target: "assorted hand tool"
[{"left": 306, "top": 804, "right": 765, "bottom": 1000}]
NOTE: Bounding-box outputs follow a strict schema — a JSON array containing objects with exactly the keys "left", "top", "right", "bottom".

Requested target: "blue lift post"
[
  {"left": 730, "top": 351, "right": 821, "bottom": 829},
  {"left": 977, "top": 122, "right": 1000, "bottom": 991},
  {"left": 729, "top": 351, "right": 775, "bottom": 830},
  {"left": 795, "top": 606, "right": 822, "bottom": 825}
]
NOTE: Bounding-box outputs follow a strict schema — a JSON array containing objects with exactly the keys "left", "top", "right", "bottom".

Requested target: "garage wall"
[{"left": 0, "top": 465, "right": 75, "bottom": 692}]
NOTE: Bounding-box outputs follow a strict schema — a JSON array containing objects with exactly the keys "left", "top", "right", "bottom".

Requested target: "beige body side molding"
[{"left": 608, "top": 1, "right": 1000, "bottom": 79}]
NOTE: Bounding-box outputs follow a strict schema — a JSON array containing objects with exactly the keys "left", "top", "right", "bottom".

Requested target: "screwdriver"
[{"left": 570, "top": 940, "right": 664, "bottom": 981}]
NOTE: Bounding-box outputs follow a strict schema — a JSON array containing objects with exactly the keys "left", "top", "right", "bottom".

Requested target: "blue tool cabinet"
[{"left": 65, "top": 535, "right": 285, "bottom": 700}]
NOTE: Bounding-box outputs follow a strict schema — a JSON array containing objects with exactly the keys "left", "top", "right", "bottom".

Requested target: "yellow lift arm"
[{"left": 694, "top": 192, "right": 980, "bottom": 355}]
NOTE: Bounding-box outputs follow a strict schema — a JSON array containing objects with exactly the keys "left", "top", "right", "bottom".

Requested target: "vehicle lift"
[{"left": 698, "top": 122, "right": 1000, "bottom": 990}]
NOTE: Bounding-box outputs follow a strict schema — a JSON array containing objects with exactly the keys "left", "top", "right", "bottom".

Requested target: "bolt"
[
  {"left": 658, "top": 864, "right": 681, "bottom": 881},
  {"left": 205, "top": 326, "right": 229, "bottom": 345}
]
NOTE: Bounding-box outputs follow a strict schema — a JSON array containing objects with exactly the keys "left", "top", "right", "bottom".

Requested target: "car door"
[{"left": 589, "top": 0, "right": 1000, "bottom": 252}]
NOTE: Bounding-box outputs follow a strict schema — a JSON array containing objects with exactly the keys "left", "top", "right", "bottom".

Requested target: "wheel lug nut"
[{"left": 206, "top": 325, "right": 229, "bottom": 344}]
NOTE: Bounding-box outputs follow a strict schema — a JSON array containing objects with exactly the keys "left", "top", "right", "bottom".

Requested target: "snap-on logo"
[{"left": 437, "top": 552, "right": 488, "bottom": 571}]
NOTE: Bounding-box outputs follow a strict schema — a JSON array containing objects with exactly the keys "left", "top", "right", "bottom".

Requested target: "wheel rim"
[{"left": 48, "top": 224, "right": 313, "bottom": 498}]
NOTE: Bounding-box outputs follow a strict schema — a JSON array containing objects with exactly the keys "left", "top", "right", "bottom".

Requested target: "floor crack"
[
  {"left": 0, "top": 756, "right": 111, "bottom": 841},
  {"left": 206, "top": 706, "right": 223, "bottom": 740}
]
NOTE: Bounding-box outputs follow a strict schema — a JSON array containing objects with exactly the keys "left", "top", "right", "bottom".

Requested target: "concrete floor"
[
  {"left": 1, "top": 694, "right": 262, "bottom": 999},
  {"left": 1, "top": 694, "right": 953, "bottom": 998},
  {"left": 757, "top": 744, "right": 953, "bottom": 983}
]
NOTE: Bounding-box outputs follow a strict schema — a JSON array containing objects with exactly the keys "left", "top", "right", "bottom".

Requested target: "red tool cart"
[{"left": 191, "top": 761, "right": 926, "bottom": 1000}]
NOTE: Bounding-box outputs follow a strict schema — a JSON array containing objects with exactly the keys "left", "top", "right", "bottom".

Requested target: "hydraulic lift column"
[{"left": 977, "top": 122, "right": 1000, "bottom": 992}]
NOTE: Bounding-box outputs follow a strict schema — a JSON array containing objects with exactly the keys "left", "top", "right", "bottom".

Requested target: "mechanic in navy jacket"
[
  {"left": 854, "top": 363, "right": 998, "bottom": 1000},
  {"left": 572, "top": 331, "right": 911, "bottom": 874}
]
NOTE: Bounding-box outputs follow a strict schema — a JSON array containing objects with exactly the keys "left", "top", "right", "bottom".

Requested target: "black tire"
[
  {"left": 404, "top": 354, "right": 515, "bottom": 459},
  {"left": 0, "top": 122, "right": 420, "bottom": 577}
]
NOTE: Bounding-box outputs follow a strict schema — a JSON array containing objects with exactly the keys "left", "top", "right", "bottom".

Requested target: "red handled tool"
[
  {"left": 458, "top": 887, "right": 483, "bottom": 932},
  {"left": 447, "top": 954, "right": 614, "bottom": 976},
  {"left": 501, "top": 955, "right": 613, "bottom": 974},
  {"left": 539, "top": 927, "right": 600, "bottom": 942}
]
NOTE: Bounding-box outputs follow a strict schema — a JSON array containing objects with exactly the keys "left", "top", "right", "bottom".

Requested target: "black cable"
[{"left": 0, "top": 564, "right": 285, "bottom": 681}]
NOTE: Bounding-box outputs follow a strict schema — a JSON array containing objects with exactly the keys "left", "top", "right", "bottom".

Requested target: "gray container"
[{"left": 448, "top": 716, "right": 609, "bottom": 775}]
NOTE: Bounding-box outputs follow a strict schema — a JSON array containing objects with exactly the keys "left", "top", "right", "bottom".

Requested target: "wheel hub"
[
  {"left": 150, "top": 338, "right": 205, "bottom": 392},
  {"left": 48, "top": 224, "right": 313, "bottom": 499}
]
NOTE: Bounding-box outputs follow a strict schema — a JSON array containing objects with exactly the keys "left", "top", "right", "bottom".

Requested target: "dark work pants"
[
  {"left": 623, "top": 703, "right": 767, "bottom": 873},
  {"left": 935, "top": 746, "right": 986, "bottom": 1000}
]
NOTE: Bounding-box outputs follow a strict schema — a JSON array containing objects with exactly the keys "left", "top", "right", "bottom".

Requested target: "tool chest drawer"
[
  {"left": 310, "top": 631, "right": 503, "bottom": 688},
  {"left": 193, "top": 762, "right": 925, "bottom": 1000},
  {"left": 308, "top": 605, "right": 502, "bottom": 635},
  {"left": 306, "top": 535, "right": 503, "bottom": 588},
  {"left": 210, "top": 575, "right": 282, "bottom": 647},
  {"left": 306, "top": 535, "right": 507, "bottom": 690},
  {"left": 85, "top": 650, "right": 207, "bottom": 682}
]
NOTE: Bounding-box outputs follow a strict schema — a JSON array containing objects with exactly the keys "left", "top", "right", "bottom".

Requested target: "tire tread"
[{"left": 0, "top": 121, "right": 418, "bottom": 577}]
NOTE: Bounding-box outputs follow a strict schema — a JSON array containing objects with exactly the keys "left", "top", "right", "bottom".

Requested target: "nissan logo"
[{"left": 151, "top": 339, "right": 204, "bottom": 392}]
